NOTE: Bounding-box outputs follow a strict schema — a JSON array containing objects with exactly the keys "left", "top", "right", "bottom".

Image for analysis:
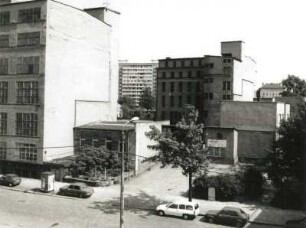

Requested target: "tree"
[
  {"left": 71, "top": 146, "right": 119, "bottom": 178},
  {"left": 281, "top": 75, "right": 306, "bottom": 97},
  {"left": 139, "top": 87, "right": 155, "bottom": 111},
  {"left": 267, "top": 102, "right": 306, "bottom": 208},
  {"left": 118, "top": 96, "right": 136, "bottom": 119},
  {"left": 146, "top": 105, "right": 209, "bottom": 201}
]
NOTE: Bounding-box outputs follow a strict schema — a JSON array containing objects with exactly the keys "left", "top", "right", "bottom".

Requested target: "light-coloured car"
[
  {"left": 156, "top": 201, "right": 200, "bottom": 220},
  {"left": 58, "top": 182, "right": 93, "bottom": 198},
  {"left": 0, "top": 174, "right": 21, "bottom": 187}
]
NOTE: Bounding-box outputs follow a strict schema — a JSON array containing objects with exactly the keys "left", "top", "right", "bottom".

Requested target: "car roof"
[
  {"left": 223, "top": 206, "right": 243, "bottom": 212},
  {"left": 5, "top": 174, "right": 18, "bottom": 177},
  {"left": 71, "top": 182, "right": 87, "bottom": 187},
  {"left": 172, "top": 201, "right": 198, "bottom": 205}
]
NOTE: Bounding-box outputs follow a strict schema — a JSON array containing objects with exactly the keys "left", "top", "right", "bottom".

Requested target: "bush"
[
  {"left": 242, "top": 167, "right": 265, "bottom": 200},
  {"left": 193, "top": 174, "right": 240, "bottom": 201}
]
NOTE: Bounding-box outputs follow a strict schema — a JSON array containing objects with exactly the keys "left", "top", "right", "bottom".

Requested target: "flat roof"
[{"left": 76, "top": 121, "right": 135, "bottom": 131}]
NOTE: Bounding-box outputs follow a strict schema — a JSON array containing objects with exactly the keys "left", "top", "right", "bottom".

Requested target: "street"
[{"left": 0, "top": 165, "right": 290, "bottom": 228}]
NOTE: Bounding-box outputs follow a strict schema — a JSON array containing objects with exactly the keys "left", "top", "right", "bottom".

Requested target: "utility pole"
[{"left": 120, "top": 117, "right": 139, "bottom": 228}]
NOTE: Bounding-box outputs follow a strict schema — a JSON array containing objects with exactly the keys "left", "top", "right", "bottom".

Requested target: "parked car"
[
  {"left": 156, "top": 201, "right": 200, "bottom": 220},
  {"left": 0, "top": 174, "right": 21, "bottom": 187},
  {"left": 204, "top": 206, "right": 249, "bottom": 228},
  {"left": 285, "top": 217, "right": 306, "bottom": 228},
  {"left": 58, "top": 182, "right": 94, "bottom": 198}
]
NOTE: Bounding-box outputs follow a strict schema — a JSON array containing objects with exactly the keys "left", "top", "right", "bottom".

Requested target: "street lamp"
[{"left": 120, "top": 116, "right": 139, "bottom": 228}]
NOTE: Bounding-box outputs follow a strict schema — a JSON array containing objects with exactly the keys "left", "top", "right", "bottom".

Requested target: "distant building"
[
  {"left": 156, "top": 41, "right": 257, "bottom": 125},
  {"left": 258, "top": 83, "right": 283, "bottom": 100},
  {"left": 0, "top": 0, "right": 119, "bottom": 178},
  {"left": 119, "top": 60, "right": 158, "bottom": 106}
]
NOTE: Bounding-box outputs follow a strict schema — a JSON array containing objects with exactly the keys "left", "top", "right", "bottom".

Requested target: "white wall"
[{"left": 43, "top": 1, "right": 115, "bottom": 161}]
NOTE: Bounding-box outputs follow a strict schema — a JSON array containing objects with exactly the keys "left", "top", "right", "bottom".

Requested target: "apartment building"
[
  {"left": 156, "top": 41, "right": 257, "bottom": 125},
  {"left": 119, "top": 60, "right": 158, "bottom": 106},
  {"left": 0, "top": 0, "right": 119, "bottom": 178},
  {"left": 258, "top": 83, "right": 283, "bottom": 100}
]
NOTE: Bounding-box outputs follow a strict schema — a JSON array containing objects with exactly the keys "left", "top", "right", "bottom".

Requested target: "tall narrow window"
[
  {"left": 187, "top": 95, "right": 192, "bottom": 104},
  {"left": 187, "top": 82, "right": 192, "bottom": 92},
  {"left": 170, "top": 82, "right": 175, "bottom": 92},
  {"left": 178, "top": 96, "right": 182, "bottom": 107},
  {"left": 162, "top": 82, "right": 166, "bottom": 92},
  {"left": 0, "top": 58, "right": 8, "bottom": 75},
  {"left": 16, "top": 113, "right": 38, "bottom": 137},
  {"left": 0, "top": 82, "right": 8, "bottom": 104},
  {"left": 162, "top": 95, "right": 165, "bottom": 107},
  {"left": 0, "top": 11, "right": 10, "bottom": 25},
  {"left": 178, "top": 81, "right": 183, "bottom": 92},
  {"left": 0, "top": 142, "right": 6, "bottom": 159},
  {"left": 17, "top": 81, "right": 39, "bottom": 104},
  {"left": 170, "top": 96, "right": 174, "bottom": 107},
  {"left": 0, "top": 113, "right": 7, "bottom": 135}
]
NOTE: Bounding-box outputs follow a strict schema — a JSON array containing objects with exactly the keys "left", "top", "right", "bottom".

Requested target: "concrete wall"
[
  {"left": 238, "top": 130, "right": 275, "bottom": 162},
  {"left": 43, "top": 1, "right": 114, "bottom": 161},
  {"left": 220, "top": 101, "right": 278, "bottom": 131},
  {"left": 134, "top": 120, "right": 169, "bottom": 173}
]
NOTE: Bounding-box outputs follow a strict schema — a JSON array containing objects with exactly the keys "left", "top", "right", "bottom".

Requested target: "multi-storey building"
[
  {"left": 0, "top": 0, "right": 119, "bottom": 178},
  {"left": 258, "top": 83, "right": 283, "bottom": 100},
  {"left": 119, "top": 60, "right": 158, "bottom": 106},
  {"left": 156, "top": 41, "right": 257, "bottom": 125}
]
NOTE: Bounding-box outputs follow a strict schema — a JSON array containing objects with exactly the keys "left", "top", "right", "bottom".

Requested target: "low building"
[
  {"left": 73, "top": 120, "right": 169, "bottom": 175},
  {"left": 258, "top": 83, "right": 283, "bottom": 100}
]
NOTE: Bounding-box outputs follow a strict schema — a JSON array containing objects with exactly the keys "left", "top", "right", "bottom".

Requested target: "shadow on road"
[{"left": 88, "top": 190, "right": 167, "bottom": 217}]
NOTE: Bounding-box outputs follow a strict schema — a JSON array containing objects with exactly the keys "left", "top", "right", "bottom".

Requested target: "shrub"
[
  {"left": 193, "top": 174, "right": 240, "bottom": 201},
  {"left": 242, "top": 167, "right": 265, "bottom": 200}
]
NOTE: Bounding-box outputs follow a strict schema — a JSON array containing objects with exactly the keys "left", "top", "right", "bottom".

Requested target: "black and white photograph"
[{"left": 0, "top": 0, "right": 305, "bottom": 227}]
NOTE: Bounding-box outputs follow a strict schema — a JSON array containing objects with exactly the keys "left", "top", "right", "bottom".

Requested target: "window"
[
  {"left": 17, "top": 32, "right": 40, "bottom": 46},
  {"left": 187, "top": 95, "right": 192, "bottom": 104},
  {"left": 0, "top": 82, "right": 8, "bottom": 103},
  {"left": 162, "top": 82, "right": 166, "bottom": 92},
  {"left": 0, "top": 35, "right": 9, "bottom": 48},
  {"left": 17, "top": 143, "right": 37, "bottom": 161},
  {"left": 161, "top": 111, "right": 166, "bottom": 120},
  {"left": 16, "top": 56, "right": 39, "bottom": 74},
  {"left": 0, "top": 113, "right": 7, "bottom": 135},
  {"left": 223, "top": 67, "right": 232, "bottom": 74},
  {"left": 187, "top": 82, "right": 192, "bottom": 92},
  {"left": 186, "top": 205, "right": 193, "bottom": 210},
  {"left": 0, "top": 58, "right": 8, "bottom": 75},
  {"left": 162, "top": 72, "right": 166, "bottom": 78},
  {"left": 207, "top": 148, "right": 223, "bottom": 157},
  {"left": 170, "top": 82, "right": 175, "bottom": 92},
  {"left": 190, "top": 60, "right": 193, "bottom": 67},
  {"left": 188, "top": 71, "right": 192, "bottom": 77},
  {"left": 208, "top": 78, "right": 213, "bottom": 83},
  {"left": 178, "top": 81, "right": 183, "bottom": 92},
  {"left": 179, "top": 204, "right": 185, "bottom": 210},
  {"left": 18, "top": 8, "right": 41, "bottom": 23},
  {"left": 0, "top": 11, "right": 10, "bottom": 25},
  {"left": 197, "top": 71, "right": 201, "bottom": 78},
  {"left": 227, "top": 81, "right": 231, "bottom": 90},
  {"left": 209, "top": 93, "right": 213, "bottom": 100},
  {"left": 178, "top": 96, "right": 182, "bottom": 107},
  {"left": 173, "top": 61, "right": 176, "bottom": 67},
  {"left": 181, "top": 60, "right": 185, "bottom": 67},
  {"left": 16, "top": 81, "right": 39, "bottom": 104},
  {"left": 162, "top": 96, "right": 165, "bottom": 107},
  {"left": 179, "top": 72, "right": 183, "bottom": 78},
  {"left": 209, "top": 63, "right": 214, "bottom": 69},
  {"left": 196, "top": 82, "right": 200, "bottom": 92},
  {"left": 204, "top": 110, "right": 208, "bottom": 118},
  {"left": 169, "top": 204, "right": 178, "bottom": 209},
  {"left": 0, "top": 142, "right": 6, "bottom": 159},
  {"left": 16, "top": 113, "right": 38, "bottom": 137},
  {"left": 170, "top": 96, "right": 174, "bottom": 107}
]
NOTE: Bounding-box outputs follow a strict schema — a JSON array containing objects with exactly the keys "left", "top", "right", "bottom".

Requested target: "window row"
[
  {"left": 0, "top": 56, "right": 40, "bottom": 75},
  {"left": 161, "top": 95, "right": 201, "bottom": 108},
  {"left": 160, "top": 70, "right": 202, "bottom": 79},
  {"left": 0, "top": 8, "right": 41, "bottom": 25},
  {"left": 0, "top": 142, "right": 37, "bottom": 161},
  {"left": 0, "top": 112, "right": 38, "bottom": 137},
  {"left": 0, "top": 32, "right": 41, "bottom": 48},
  {"left": 0, "top": 81, "right": 39, "bottom": 104},
  {"left": 162, "top": 59, "right": 215, "bottom": 69},
  {"left": 161, "top": 81, "right": 201, "bottom": 93}
]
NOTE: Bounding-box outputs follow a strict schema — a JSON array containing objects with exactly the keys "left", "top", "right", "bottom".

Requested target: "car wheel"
[
  {"left": 208, "top": 217, "right": 214, "bottom": 223},
  {"left": 158, "top": 210, "right": 165, "bottom": 216},
  {"left": 182, "top": 214, "right": 189, "bottom": 220},
  {"left": 236, "top": 221, "right": 243, "bottom": 228},
  {"left": 8, "top": 183, "right": 12, "bottom": 187}
]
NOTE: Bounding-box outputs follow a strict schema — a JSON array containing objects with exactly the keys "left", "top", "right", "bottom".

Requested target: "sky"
[{"left": 98, "top": 0, "right": 306, "bottom": 87}]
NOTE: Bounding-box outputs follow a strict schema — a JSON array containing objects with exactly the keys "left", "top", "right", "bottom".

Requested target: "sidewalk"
[{"left": 1, "top": 167, "right": 305, "bottom": 227}]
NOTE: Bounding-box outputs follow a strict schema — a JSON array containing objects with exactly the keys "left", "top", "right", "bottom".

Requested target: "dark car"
[
  {"left": 285, "top": 217, "right": 306, "bottom": 228},
  {"left": 58, "top": 182, "right": 94, "bottom": 198},
  {"left": 204, "top": 206, "right": 249, "bottom": 228},
  {"left": 0, "top": 174, "right": 21, "bottom": 187}
]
